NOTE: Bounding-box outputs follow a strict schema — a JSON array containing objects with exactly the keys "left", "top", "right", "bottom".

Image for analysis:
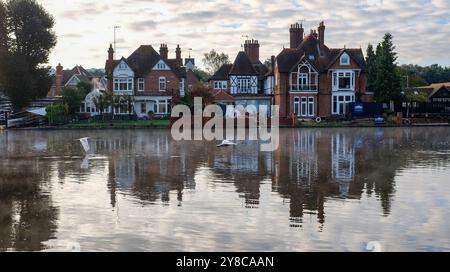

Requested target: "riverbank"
[
  {"left": 3, "top": 119, "right": 450, "bottom": 130},
  {"left": 63, "top": 119, "right": 170, "bottom": 129}
]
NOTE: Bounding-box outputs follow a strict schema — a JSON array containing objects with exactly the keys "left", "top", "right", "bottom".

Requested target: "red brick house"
[
  {"left": 48, "top": 65, "right": 94, "bottom": 97},
  {"left": 274, "top": 22, "right": 372, "bottom": 119},
  {"left": 105, "top": 43, "right": 192, "bottom": 117},
  {"left": 208, "top": 39, "right": 272, "bottom": 115}
]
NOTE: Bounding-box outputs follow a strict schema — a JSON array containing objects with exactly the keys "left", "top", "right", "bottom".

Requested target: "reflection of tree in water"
[
  {"left": 0, "top": 160, "right": 58, "bottom": 251},
  {"left": 271, "top": 128, "right": 450, "bottom": 228}
]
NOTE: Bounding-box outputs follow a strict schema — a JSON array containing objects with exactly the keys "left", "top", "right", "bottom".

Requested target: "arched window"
[
  {"left": 159, "top": 77, "right": 166, "bottom": 91},
  {"left": 340, "top": 53, "right": 350, "bottom": 65}
]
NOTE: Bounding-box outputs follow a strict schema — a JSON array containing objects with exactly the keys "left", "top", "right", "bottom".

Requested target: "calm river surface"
[{"left": 1, "top": 128, "right": 450, "bottom": 252}]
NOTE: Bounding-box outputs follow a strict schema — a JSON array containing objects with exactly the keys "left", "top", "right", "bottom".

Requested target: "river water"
[{"left": 1, "top": 127, "right": 450, "bottom": 251}]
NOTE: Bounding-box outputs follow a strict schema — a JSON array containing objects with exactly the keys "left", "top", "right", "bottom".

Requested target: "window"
[
  {"left": 340, "top": 53, "right": 350, "bottom": 65},
  {"left": 237, "top": 78, "right": 251, "bottom": 93},
  {"left": 308, "top": 54, "right": 315, "bottom": 60},
  {"left": 294, "top": 97, "right": 300, "bottom": 116},
  {"left": 119, "top": 63, "right": 127, "bottom": 69},
  {"left": 157, "top": 63, "right": 166, "bottom": 69},
  {"left": 138, "top": 78, "right": 145, "bottom": 92},
  {"left": 214, "top": 81, "right": 228, "bottom": 90},
  {"left": 159, "top": 100, "right": 167, "bottom": 114},
  {"left": 159, "top": 77, "right": 166, "bottom": 91},
  {"left": 114, "top": 78, "right": 133, "bottom": 92},
  {"left": 301, "top": 97, "right": 307, "bottom": 116},
  {"left": 333, "top": 71, "right": 355, "bottom": 91},
  {"left": 299, "top": 73, "right": 308, "bottom": 86},
  {"left": 141, "top": 103, "right": 146, "bottom": 114},
  {"left": 308, "top": 97, "right": 314, "bottom": 116},
  {"left": 332, "top": 94, "right": 355, "bottom": 115},
  {"left": 180, "top": 79, "right": 185, "bottom": 96}
]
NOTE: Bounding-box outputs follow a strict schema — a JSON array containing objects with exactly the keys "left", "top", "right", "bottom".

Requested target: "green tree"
[
  {"left": 373, "top": 33, "right": 402, "bottom": 103},
  {"left": 202, "top": 49, "right": 230, "bottom": 75},
  {"left": 365, "top": 44, "right": 377, "bottom": 93},
  {"left": 0, "top": 0, "right": 56, "bottom": 110},
  {"left": 0, "top": 2, "right": 8, "bottom": 89},
  {"left": 193, "top": 68, "right": 210, "bottom": 82},
  {"left": 76, "top": 81, "right": 92, "bottom": 96},
  {"left": 61, "top": 86, "right": 84, "bottom": 115}
]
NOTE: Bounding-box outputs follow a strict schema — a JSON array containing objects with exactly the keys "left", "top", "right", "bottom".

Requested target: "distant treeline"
[{"left": 396, "top": 64, "right": 450, "bottom": 87}]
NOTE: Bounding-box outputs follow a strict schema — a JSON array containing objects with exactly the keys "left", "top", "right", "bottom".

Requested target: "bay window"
[
  {"left": 332, "top": 71, "right": 355, "bottom": 91},
  {"left": 114, "top": 78, "right": 134, "bottom": 93}
]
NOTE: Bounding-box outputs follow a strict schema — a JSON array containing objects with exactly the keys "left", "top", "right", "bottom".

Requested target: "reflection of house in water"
[
  {"left": 102, "top": 132, "right": 197, "bottom": 207},
  {"left": 212, "top": 141, "right": 273, "bottom": 208},
  {"left": 331, "top": 133, "right": 355, "bottom": 196}
]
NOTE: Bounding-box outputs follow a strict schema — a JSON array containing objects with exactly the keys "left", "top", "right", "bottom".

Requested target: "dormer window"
[
  {"left": 119, "top": 63, "right": 127, "bottom": 69},
  {"left": 308, "top": 54, "right": 315, "bottom": 61},
  {"left": 340, "top": 53, "right": 350, "bottom": 65}
]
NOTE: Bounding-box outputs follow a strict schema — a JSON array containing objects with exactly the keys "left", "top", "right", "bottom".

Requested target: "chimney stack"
[
  {"left": 244, "top": 39, "right": 260, "bottom": 64},
  {"left": 160, "top": 44, "right": 168, "bottom": 60},
  {"left": 107, "top": 44, "right": 114, "bottom": 93},
  {"left": 55, "top": 63, "right": 63, "bottom": 95},
  {"left": 289, "top": 23, "right": 304, "bottom": 49},
  {"left": 176, "top": 44, "right": 182, "bottom": 67},
  {"left": 318, "top": 21, "right": 325, "bottom": 46}
]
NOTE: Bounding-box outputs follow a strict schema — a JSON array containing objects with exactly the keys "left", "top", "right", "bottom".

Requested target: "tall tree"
[
  {"left": 202, "top": 49, "right": 230, "bottom": 75},
  {"left": 0, "top": 1, "right": 8, "bottom": 87},
  {"left": 365, "top": 44, "right": 377, "bottom": 93},
  {"left": 374, "top": 33, "right": 401, "bottom": 103},
  {"left": 0, "top": 0, "right": 56, "bottom": 110}
]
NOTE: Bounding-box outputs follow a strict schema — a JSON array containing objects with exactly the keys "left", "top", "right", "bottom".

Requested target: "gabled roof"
[
  {"left": 326, "top": 48, "right": 366, "bottom": 70},
  {"left": 60, "top": 65, "right": 93, "bottom": 86},
  {"left": 212, "top": 89, "right": 235, "bottom": 103},
  {"left": 209, "top": 64, "right": 232, "bottom": 81},
  {"left": 252, "top": 63, "right": 269, "bottom": 78},
  {"left": 125, "top": 45, "right": 161, "bottom": 77},
  {"left": 276, "top": 33, "right": 366, "bottom": 73},
  {"left": 229, "top": 51, "right": 258, "bottom": 75}
]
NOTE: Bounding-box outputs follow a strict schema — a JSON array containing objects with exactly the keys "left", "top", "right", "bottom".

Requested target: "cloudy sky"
[{"left": 38, "top": 0, "right": 450, "bottom": 70}]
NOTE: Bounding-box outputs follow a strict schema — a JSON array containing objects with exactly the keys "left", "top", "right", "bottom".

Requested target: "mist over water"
[{"left": 1, "top": 127, "right": 450, "bottom": 251}]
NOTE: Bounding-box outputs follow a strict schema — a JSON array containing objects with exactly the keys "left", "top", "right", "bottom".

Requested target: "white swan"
[
  {"left": 78, "top": 137, "right": 90, "bottom": 153},
  {"left": 217, "top": 139, "right": 237, "bottom": 147}
]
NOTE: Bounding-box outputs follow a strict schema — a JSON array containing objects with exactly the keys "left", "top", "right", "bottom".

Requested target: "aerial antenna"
[
  {"left": 241, "top": 35, "right": 250, "bottom": 50},
  {"left": 114, "top": 25, "right": 121, "bottom": 57},
  {"left": 188, "top": 48, "right": 193, "bottom": 58},
  {"left": 298, "top": 19, "right": 305, "bottom": 26}
]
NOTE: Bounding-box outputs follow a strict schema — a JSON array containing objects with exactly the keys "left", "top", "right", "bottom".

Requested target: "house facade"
[
  {"left": 209, "top": 39, "right": 272, "bottom": 115},
  {"left": 105, "top": 43, "right": 193, "bottom": 118},
  {"left": 48, "top": 65, "right": 97, "bottom": 97},
  {"left": 273, "top": 22, "right": 372, "bottom": 119}
]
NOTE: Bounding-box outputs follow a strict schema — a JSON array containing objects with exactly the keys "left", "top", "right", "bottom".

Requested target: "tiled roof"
[
  {"left": 209, "top": 64, "right": 232, "bottom": 80},
  {"left": 212, "top": 90, "right": 235, "bottom": 102},
  {"left": 276, "top": 34, "right": 366, "bottom": 73},
  {"left": 229, "top": 51, "right": 258, "bottom": 75},
  {"left": 125, "top": 45, "right": 161, "bottom": 77}
]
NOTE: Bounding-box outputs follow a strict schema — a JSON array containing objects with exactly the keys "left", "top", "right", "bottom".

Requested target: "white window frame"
[
  {"left": 340, "top": 53, "right": 350, "bottom": 65},
  {"left": 308, "top": 97, "right": 314, "bottom": 117},
  {"left": 138, "top": 78, "right": 145, "bottom": 92},
  {"left": 114, "top": 78, "right": 134, "bottom": 92},
  {"left": 332, "top": 70, "right": 355, "bottom": 92},
  {"left": 294, "top": 97, "right": 300, "bottom": 116},
  {"left": 159, "top": 77, "right": 166, "bottom": 91},
  {"left": 300, "top": 97, "right": 307, "bottom": 117}
]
